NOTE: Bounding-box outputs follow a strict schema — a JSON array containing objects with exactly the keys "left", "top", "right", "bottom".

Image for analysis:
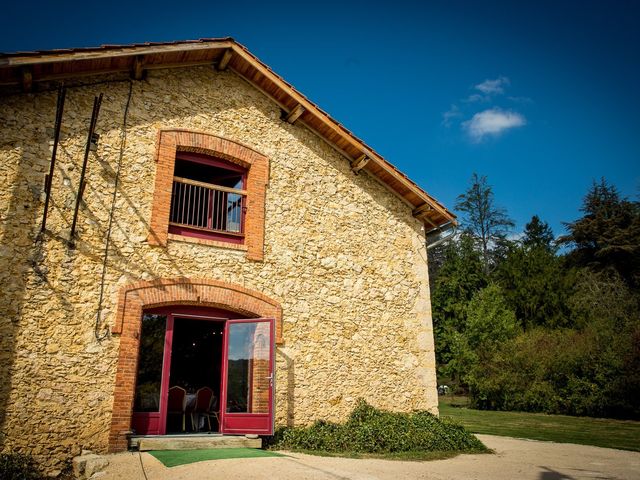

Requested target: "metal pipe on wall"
[{"left": 69, "top": 92, "right": 103, "bottom": 246}]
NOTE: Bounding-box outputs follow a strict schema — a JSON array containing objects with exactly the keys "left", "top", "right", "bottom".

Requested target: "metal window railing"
[{"left": 169, "top": 176, "right": 246, "bottom": 236}]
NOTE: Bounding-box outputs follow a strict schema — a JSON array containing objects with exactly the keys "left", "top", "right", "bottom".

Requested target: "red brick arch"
[
  {"left": 108, "top": 277, "right": 282, "bottom": 452},
  {"left": 148, "top": 129, "right": 269, "bottom": 261}
]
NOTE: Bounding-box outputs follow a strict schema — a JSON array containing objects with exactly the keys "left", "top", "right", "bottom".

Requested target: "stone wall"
[{"left": 0, "top": 66, "right": 437, "bottom": 474}]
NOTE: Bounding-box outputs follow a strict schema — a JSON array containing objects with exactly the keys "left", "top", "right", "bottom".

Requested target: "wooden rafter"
[
  {"left": 217, "top": 49, "right": 233, "bottom": 71},
  {"left": 131, "top": 55, "right": 145, "bottom": 80},
  {"left": 21, "top": 67, "right": 32, "bottom": 93},
  {"left": 423, "top": 215, "right": 439, "bottom": 229},
  {"left": 350, "top": 154, "right": 369, "bottom": 174},
  {"left": 412, "top": 203, "right": 432, "bottom": 218},
  {"left": 284, "top": 104, "right": 305, "bottom": 124}
]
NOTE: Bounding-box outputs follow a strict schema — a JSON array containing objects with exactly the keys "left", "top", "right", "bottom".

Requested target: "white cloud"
[
  {"left": 441, "top": 76, "right": 530, "bottom": 142},
  {"left": 475, "top": 76, "right": 510, "bottom": 95},
  {"left": 463, "top": 108, "right": 526, "bottom": 141},
  {"left": 442, "top": 104, "right": 462, "bottom": 127}
]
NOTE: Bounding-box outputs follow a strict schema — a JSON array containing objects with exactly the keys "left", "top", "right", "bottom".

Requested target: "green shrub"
[
  {"left": 268, "top": 399, "right": 487, "bottom": 455},
  {"left": 466, "top": 306, "right": 640, "bottom": 419},
  {"left": 0, "top": 453, "right": 44, "bottom": 480}
]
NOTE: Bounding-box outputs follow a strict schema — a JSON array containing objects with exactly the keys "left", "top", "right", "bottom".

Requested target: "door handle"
[{"left": 265, "top": 373, "right": 273, "bottom": 386}]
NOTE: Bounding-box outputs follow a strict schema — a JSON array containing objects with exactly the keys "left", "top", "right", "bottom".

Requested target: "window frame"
[
  {"left": 148, "top": 130, "right": 268, "bottom": 261},
  {"left": 168, "top": 152, "right": 248, "bottom": 245}
]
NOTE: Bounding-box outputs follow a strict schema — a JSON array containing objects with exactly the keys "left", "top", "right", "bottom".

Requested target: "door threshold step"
[{"left": 131, "top": 434, "right": 262, "bottom": 451}]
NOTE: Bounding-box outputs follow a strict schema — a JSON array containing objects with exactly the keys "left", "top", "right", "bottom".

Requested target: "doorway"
[
  {"left": 131, "top": 306, "right": 274, "bottom": 436},
  {"left": 166, "top": 317, "right": 224, "bottom": 433}
]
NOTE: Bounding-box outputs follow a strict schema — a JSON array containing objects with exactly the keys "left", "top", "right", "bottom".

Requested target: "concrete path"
[{"left": 100, "top": 435, "right": 640, "bottom": 480}]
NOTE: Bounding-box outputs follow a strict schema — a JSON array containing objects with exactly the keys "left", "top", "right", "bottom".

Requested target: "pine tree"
[
  {"left": 523, "top": 215, "right": 555, "bottom": 251},
  {"left": 560, "top": 179, "right": 640, "bottom": 287},
  {"left": 455, "top": 173, "right": 514, "bottom": 272}
]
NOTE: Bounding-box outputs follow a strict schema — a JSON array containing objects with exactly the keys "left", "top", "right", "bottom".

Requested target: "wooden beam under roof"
[
  {"left": 350, "top": 154, "right": 369, "bottom": 174},
  {"left": 284, "top": 104, "right": 305, "bottom": 124},
  {"left": 2, "top": 41, "right": 234, "bottom": 67},
  {"left": 217, "top": 49, "right": 233, "bottom": 71},
  {"left": 131, "top": 55, "right": 145, "bottom": 80},
  {"left": 412, "top": 203, "right": 432, "bottom": 218},
  {"left": 21, "top": 67, "right": 32, "bottom": 92},
  {"left": 423, "top": 214, "right": 439, "bottom": 229},
  {"left": 4, "top": 60, "right": 221, "bottom": 86}
]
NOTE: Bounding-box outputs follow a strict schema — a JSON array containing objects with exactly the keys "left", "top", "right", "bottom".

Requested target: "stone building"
[{"left": 0, "top": 39, "right": 455, "bottom": 473}]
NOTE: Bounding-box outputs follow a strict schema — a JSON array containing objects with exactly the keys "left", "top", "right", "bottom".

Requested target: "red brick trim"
[
  {"left": 107, "top": 277, "right": 283, "bottom": 452},
  {"left": 148, "top": 129, "right": 269, "bottom": 261},
  {"left": 167, "top": 232, "right": 249, "bottom": 250}
]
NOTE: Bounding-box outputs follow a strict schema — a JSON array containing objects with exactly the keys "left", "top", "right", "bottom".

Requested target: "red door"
[
  {"left": 220, "top": 318, "right": 275, "bottom": 435},
  {"left": 132, "top": 311, "right": 274, "bottom": 436}
]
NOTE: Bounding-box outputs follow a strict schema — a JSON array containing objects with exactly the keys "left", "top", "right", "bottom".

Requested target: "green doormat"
[{"left": 148, "top": 448, "right": 284, "bottom": 467}]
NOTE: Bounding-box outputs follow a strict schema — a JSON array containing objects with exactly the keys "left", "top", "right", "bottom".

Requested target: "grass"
[
  {"left": 439, "top": 397, "right": 640, "bottom": 452},
  {"left": 148, "top": 448, "right": 284, "bottom": 467}
]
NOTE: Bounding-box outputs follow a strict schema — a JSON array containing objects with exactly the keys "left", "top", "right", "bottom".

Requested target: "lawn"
[
  {"left": 148, "top": 448, "right": 284, "bottom": 467},
  {"left": 439, "top": 398, "right": 640, "bottom": 452}
]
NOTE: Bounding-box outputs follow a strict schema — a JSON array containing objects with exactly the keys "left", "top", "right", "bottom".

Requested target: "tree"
[
  {"left": 560, "top": 179, "right": 640, "bottom": 287},
  {"left": 496, "top": 243, "right": 571, "bottom": 329},
  {"left": 523, "top": 215, "right": 555, "bottom": 251},
  {"left": 441, "top": 283, "right": 519, "bottom": 394},
  {"left": 465, "top": 283, "right": 519, "bottom": 351},
  {"left": 431, "top": 233, "right": 487, "bottom": 334},
  {"left": 431, "top": 233, "right": 487, "bottom": 373},
  {"left": 427, "top": 242, "right": 449, "bottom": 291},
  {"left": 455, "top": 173, "right": 514, "bottom": 272},
  {"left": 561, "top": 269, "right": 639, "bottom": 417},
  {"left": 496, "top": 216, "right": 571, "bottom": 329},
  {"left": 466, "top": 268, "right": 640, "bottom": 418}
]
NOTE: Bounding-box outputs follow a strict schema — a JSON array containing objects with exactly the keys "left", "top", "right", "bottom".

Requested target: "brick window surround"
[
  {"left": 108, "top": 277, "right": 283, "bottom": 452},
  {"left": 148, "top": 129, "right": 269, "bottom": 261}
]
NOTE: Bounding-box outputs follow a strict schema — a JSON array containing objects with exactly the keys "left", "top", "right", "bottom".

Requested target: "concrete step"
[
  {"left": 134, "top": 434, "right": 262, "bottom": 451},
  {"left": 72, "top": 452, "right": 109, "bottom": 480}
]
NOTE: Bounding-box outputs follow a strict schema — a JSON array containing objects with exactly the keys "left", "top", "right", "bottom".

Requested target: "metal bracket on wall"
[
  {"left": 40, "top": 84, "right": 66, "bottom": 236},
  {"left": 69, "top": 93, "right": 103, "bottom": 247}
]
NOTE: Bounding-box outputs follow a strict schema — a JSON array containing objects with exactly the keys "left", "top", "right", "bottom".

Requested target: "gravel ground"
[{"left": 99, "top": 434, "right": 640, "bottom": 480}]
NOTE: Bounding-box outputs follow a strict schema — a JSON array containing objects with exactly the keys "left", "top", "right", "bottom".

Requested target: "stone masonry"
[{"left": 0, "top": 66, "right": 438, "bottom": 474}]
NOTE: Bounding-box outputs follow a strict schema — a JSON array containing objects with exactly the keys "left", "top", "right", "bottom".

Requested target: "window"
[
  {"left": 169, "top": 153, "right": 247, "bottom": 244},
  {"left": 148, "top": 130, "right": 268, "bottom": 261}
]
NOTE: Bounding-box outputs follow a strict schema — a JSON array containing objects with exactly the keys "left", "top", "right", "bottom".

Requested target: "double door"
[{"left": 131, "top": 307, "right": 274, "bottom": 436}]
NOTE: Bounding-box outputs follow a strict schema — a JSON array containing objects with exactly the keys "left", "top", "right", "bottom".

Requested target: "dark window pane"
[
  {"left": 133, "top": 314, "right": 166, "bottom": 412},
  {"left": 174, "top": 159, "right": 244, "bottom": 188}
]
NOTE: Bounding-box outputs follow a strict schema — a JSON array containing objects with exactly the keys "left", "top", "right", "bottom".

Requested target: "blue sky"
[{"left": 2, "top": 0, "right": 638, "bottom": 237}]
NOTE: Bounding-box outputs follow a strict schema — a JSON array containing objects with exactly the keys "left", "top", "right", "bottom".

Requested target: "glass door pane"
[{"left": 222, "top": 319, "right": 274, "bottom": 434}]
